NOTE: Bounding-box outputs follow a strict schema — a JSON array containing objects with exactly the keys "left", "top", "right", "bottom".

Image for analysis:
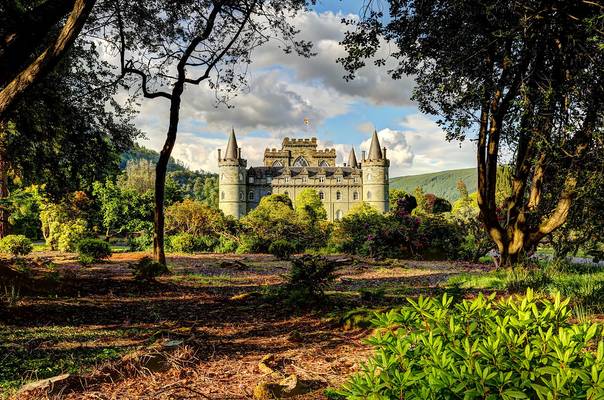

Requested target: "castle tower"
[
  {"left": 347, "top": 147, "right": 359, "bottom": 168},
  {"left": 361, "top": 130, "right": 390, "bottom": 212},
  {"left": 218, "top": 129, "right": 247, "bottom": 218}
]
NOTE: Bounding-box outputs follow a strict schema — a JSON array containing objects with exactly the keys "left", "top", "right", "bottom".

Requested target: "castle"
[{"left": 218, "top": 130, "right": 390, "bottom": 221}]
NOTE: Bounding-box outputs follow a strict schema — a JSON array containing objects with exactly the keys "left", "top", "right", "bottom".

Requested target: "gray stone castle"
[{"left": 218, "top": 130, "right": 390, "bottom": 221}]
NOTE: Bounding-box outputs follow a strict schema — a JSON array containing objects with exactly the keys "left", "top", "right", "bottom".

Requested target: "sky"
[{"left": 133, "top": 1, "right": 475, "bottom": 177}]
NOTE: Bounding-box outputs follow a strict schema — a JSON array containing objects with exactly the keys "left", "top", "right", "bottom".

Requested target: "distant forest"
[{"left": 389, "top": 168, "right": 477, "bottom": 202}]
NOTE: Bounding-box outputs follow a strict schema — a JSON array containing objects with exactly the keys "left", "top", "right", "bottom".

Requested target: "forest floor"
[{"left": 0, "top": 252, "right": 494, "bottom": 399}]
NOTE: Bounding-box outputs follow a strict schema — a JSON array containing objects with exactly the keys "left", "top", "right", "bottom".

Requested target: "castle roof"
[
  {"left": 368, "top": 130, "right": 383, "bottom": 160},
  {"left": 347, "top": 147, "right": 358, "bottom": 168},
  {"left": 224, "top": 129, "right": 239, "bottom": 160}
]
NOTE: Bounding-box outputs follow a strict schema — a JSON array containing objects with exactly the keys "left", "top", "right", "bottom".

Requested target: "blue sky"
[{"left": 134, "top": 2, "right": 475, "bottom": 177}]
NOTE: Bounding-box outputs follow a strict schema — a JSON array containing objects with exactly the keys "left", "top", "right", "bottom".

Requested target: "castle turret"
[
  {"left": 347, "top": 147, "right": 359, "bottom": 168},
  {"left": 218, "top": 129, "right": 247, "bottom": 218},
  {"left": 362, "top": 130, "right": 389, "bottom": 212}
]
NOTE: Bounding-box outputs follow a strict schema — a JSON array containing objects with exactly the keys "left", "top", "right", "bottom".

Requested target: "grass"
[{"left": 0, "top": 326, "right": 142, "bottom": 394}]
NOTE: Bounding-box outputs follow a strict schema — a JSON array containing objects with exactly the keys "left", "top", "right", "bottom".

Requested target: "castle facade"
[{"left": 218, "top": 130, "right": 390, "bottom": 221}]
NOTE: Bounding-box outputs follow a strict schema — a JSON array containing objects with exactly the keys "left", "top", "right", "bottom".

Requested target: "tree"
[
  {"left": 295, "top": 188, "right": 327, "bottom": 222},
  {"left": 95, "top": 0, "right": 313, "bottom": 264},
  {"left": 0, "top": 0, "right": 96, "bottom": 120},
  {"left": 340, "top": 0, "right": 604, "bottom": 266},
  {"left": 0, "top": 46, "right": 138, "bottom": 237}
]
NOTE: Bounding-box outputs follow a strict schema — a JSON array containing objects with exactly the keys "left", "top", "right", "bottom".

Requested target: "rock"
[
  {"left": 253, "top": 374, "right": 307, "bottom": 399},
  {"left": 219, "top": 260, "right": 249, "bottom": 270},
  {"left": 19, "top": 373, "right": 71, "bottom": 393}
]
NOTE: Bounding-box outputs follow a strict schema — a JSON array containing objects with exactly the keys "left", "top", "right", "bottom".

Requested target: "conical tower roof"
[
  {"left": 224, "top": 128, "right": 238, "bottom": 160},
  {"left": 348, "top": 147, "right": 358, "bottom": 168},
  {"left": 368, "top": 130, "right": 383, "bottom": 160}
]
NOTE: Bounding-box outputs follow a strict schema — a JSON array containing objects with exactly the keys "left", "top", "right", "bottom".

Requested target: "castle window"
[
  {"left": 318, "top": 176, "right": 325, "bottom": 183},
  {"left": 248, "top": 191, "right": 255, "bottom": 201},
  {"left": 353, "top": 177, "right": 358, "bottom": 183},
  {"left": 336, "top": 191, "right": 341, "bottom": 200},
  {"left": 239, "top": 173, "right": 244, "bottom": 182},
  {"left": 319, "top": 160, "right": 329, "bottom": 167},
  {"left": 367, "top": 173, "right": 372, "bottom": 182},
  {"left": 220, "top": 173, "right": 224, "bottom": 181},
  {"left": 293, "top": 156, "right": 309, "bottom": 167},
  {"left": 267, "top": 177, "right": 272, "bottom": 184},
  {"left": 284, "top": 191, "right": 289, "bottom": 197},
  {"left": 367, "top": 191, "right": 372, "bottom": 200},
  {"left": 353, "top": 191, "right": 359, "bottom": 200},
  {"left": 336, "top": 177, "right": 342, "bottom": 183},
  {"left": 272, "top": 160, "right": 283, "bottom": 167},
  {"left": 221, "top": 191, "right": 225, "bottom": 200},
  {"left": 302, "top": 177, "right": 307, "bottom": 183},
  {"left": 249, "top": 177, "right": 255, "bottom": 183},
  {"left": 319, "top": 191, "right": 324, "bottom": 200},
  {"left": 335, "top": 210, "right": 343, "bottom": 220},
  {"left": 284, "top": 177, "right": 290, "bottom": 183},
  {"left": 239, "top": 191, "right": 245, "bottom": 201}
]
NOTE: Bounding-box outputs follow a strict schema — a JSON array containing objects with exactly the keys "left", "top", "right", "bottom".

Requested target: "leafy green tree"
[
  {"left": 295, "top": 188, "right": 327, "bottom": 222},
  {"left": 339, "top": 0, "right": 603, "bottom": 266},
  {"left": 165, "top": 199, "right": 228, "bottom": 238},
  {"left": 241, "top": 194, "right": 305, "bottom": 252}
]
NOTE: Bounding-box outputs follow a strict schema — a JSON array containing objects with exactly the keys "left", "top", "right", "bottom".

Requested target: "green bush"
[
  {"left": 338, "top": 289, "right": 604, "bottom": 399},
  {"left": 56, "top": 219, "right": 88, "bottom": 252},
  {"left": 236, "top": 234, "right": 263, "bottom": 254},
  {"left": 269, "top": 239, "right": 297, "bottom": 260},
  {"left": 128, "top": 256, "right": 169, "bottom": 282},
  {"left": 216, "top": 236, "right": 238, "bottom": 253},
  {"left": 281, "top": 255, "right": 338, "bottom": 307},
  {"left": 77, "top": 239, "right": 112, "bottom": 264},
  {"left": 197, "top": 235, "right": 218, "bottom": 252},
  {"left": 505, "top": 265, "right": 552, "bottom": 292},
  {"left": 167, "top": 233, "right": 200, "bottom": 253},
  {"left": 0, "top": 235, "right": 33, "bottom": 256},
  {"left": 418, "top": 214, "right": 465, "bottom": 259}
]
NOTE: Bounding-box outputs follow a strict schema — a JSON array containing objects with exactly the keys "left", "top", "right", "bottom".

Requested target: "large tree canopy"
[{"left": 340, "top": 0, "right": 604, "bottom": 265}]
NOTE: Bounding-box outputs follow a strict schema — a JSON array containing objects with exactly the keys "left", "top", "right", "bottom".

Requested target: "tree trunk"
[
  {"left": 0, "top": 0, "right": 95, "bottom": 120},
  {"left": 0, "top": 151, "right": 8, "bottom": 239},
  {"left": 153, "top": 87, "right": 183, "bottom": 265}
]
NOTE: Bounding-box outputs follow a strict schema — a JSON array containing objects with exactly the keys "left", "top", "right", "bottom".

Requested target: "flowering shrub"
[{"left": 338, "top": 289, "right": 604, "bottom": 399}]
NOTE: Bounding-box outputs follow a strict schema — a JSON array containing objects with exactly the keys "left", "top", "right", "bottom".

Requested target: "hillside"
[{"left": 389, "top": 167, "right": 477, "bottom": 202}]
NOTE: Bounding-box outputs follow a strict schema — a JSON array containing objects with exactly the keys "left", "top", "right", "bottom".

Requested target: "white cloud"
[{"left": 358, "top": 115, "right": 475, "bottom": 177}]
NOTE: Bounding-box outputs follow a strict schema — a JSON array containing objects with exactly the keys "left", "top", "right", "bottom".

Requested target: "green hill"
[{"left": 389, "top": 167, "right": 477, "bottom": 202}]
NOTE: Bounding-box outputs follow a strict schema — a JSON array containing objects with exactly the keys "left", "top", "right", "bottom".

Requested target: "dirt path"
[{"left": 1, "top": 253, "right": 485, "bottom": 399}]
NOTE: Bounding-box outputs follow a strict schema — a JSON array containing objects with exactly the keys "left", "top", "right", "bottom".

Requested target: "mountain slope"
[{"left": 389, "top": 167, "right": 476, "bottom": 202}]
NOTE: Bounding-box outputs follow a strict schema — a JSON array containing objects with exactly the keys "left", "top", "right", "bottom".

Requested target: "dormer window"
[
  {"left": 293, "top": 156, "right": 309, "bottom": 167},
  {"left": 318, "top": 176, "right": 325, "bottom": 183},
  {"left": 336, "top": 177, "right": 342, "bottom": 183},
  {"left": 284, "top": 177, "right": 290, "bottom": 183},
  {"left": 319, "top": 160, "right": 329, "bottom": 167},
  {"left": 249, "top": 177, "right": 255, "bottom": 183}
]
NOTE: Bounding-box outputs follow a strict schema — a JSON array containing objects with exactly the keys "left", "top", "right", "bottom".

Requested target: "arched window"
[
  {"left": 319, "top": 191, "right": 324, "bottom": 200},
  {"left": 319, "top": 160, "right": 329, "bottom": 167},
  {"left": 367, "top": 173, "right": 372, "bottom": 182},
  {"left": 293, "top": 156, "right": 309, "bottom": 167},
  {"left": 367, "top": 191, "right": 372, "bottom": 200},
  {"left": 353, "top": 191, "right": 359, "bottom": 200},
  {"left": 220, "top": 173, "right": 224, "bottom": 181},
  {"left": 272, "top": 160, "right": 283, "bottom": 167},
  {"left": 221, "top": 191, "right": 225, "bottom": 200},
  {"left": 335, "top": 210, "right": 343, "bottom": 220},
  {"left": 239, "top": 191, "right": 245, "bottom": 201},
  {"left": 336, "top": 191, "right": 341, "bottom": 200},
  {"left": 239, "top": 173, "right": 244, "bottom": 182},
  {"left": 248, "top": 191, "right": 255, "bottom": 201}
]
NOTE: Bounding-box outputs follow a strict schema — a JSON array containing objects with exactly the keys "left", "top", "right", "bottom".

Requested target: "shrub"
[
  {"left": 504, "top": 265, "right": 552, "bottom": 292},
  {"left": 77, "top": 239, "right": 112, "bottom": 264},
  {"left": 129, "top": 256, "right": 169, "bottom": 282},
  {"left": 236, "top": 234, "right": 263, "bottom": 254},
  {"left": 56, "top": 219, "right": 88, "bottom": 253},
  {"left": 338, "top": 290, "right": 604, "bottom": 399},
  {"left": 269, "top": 239, "right": 296, "bottom": 260},
  {"left": 0, "top": 235, "right": 33, "bottom": 256},
  {"left": 418, "top": 215, "right": 464, "bottom": 259},
  {"left": 282, "top": 255, "right": 338, "bottom": 307},
  {"left": 167, "top": 233, "right": 201, "bottom": 253},
  {"left": 216, "top": 236, "right": 238, "bottom": 253}
]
